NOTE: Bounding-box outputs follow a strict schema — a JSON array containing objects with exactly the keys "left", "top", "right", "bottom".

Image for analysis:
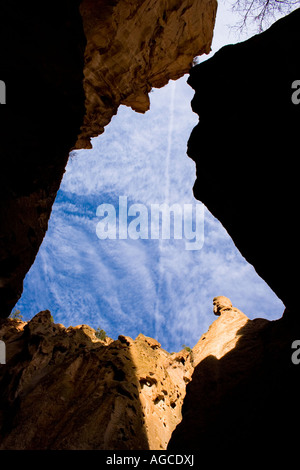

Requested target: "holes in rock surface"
[
  {"left": 154, "top": 395, "right": 165, "bottom": 405},
  {"left": 105, "top": 361, "right": 126, "bottom": 381},
  {"left": 52, "top": 344, "right": 68, "bottom": 357},
  {"left": 140, "top": 376, "right": 157, "bottom": 389},
  {"left": 114, "top": 368, "right": 126, "bottom": 381},
  {"left": 119, "top": 428, "right": 128, "bottom": 441},
  {"left": 128, "top": 404, "right": 137, "bottom": 415},
  {"left": 117, "top": 385, "right": 134, "bottom": 400}
]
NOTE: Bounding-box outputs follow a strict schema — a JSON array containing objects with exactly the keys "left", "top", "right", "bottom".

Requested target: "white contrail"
[
  {"left": 164, "top": 80, "right": 176, "bottom": 204},
  {"left": 154, "top": 81, "right": 176, "bottom": 340}
]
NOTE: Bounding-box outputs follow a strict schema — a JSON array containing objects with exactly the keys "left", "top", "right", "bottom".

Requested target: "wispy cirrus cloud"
[{"left": 15, "top": 3, "right": 286, "bottom": 352}]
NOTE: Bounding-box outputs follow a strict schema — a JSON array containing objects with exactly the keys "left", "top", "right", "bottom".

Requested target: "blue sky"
[{"left": 15, "top": 1, "right": 287, "bottom": 352}]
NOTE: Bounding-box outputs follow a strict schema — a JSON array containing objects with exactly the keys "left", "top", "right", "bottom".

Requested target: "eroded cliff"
[
  {"left": 0, "top": 310, "right": 193, "bottom": 450},
  {"left": 0, "top": 0, "right": 217, "bottom": 318},
  {"left": 168, "top": 298, "right": 300, "bottom": 451},
  {"left": 2, "top": 297, "right": 296, "bottom": 452},
  {"left": 76, "top": 0, "right": 217, "bottom": 148}
]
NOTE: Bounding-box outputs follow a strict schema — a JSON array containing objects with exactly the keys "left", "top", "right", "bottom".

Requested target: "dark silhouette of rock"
[
  {"left": 0, "top": 0, "right": 86, "bottom": 317},
  {"left": 187, "top": 8, "right": 300, "bottom": 312},
  {"left": 168, "top": 11, "right": 300, "bottom": 453},
  {"left": 0, "top": 0, "right": 217, "bottom": 318},
  {"left": 168, "top": 300, "right": 300, "bottom": 452}
]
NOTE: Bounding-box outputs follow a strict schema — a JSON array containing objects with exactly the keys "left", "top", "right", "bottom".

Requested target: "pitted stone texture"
[
  {"left": 0, "top": 313, "right": 193, "bottom": 450},
  {"left": 76, "top": 0, "right": 217, "bottom": 148}
]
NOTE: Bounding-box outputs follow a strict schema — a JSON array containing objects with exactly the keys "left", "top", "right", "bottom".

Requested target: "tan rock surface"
[
  {"left": 0, "top": 298, "right": 256, "bottom": 451},
  {"left": 193, "top": 297, "right": 250, "bottom": 365},
  {"left": 76, "top": 0, "right": 217, "bottom": 148},
  {"left": 0, "top": 311, "right": 193, "bottom": 450},
  {"left": 4, "top": 298, "right": 294, "bottom": 453},
  {"left": 168, "top": 298, "right": 300, "bottom": 452}
]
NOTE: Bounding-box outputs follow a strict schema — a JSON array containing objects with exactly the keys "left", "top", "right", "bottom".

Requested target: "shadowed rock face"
[
  {"left": 186, "top": 8, "right": 300, "bottom": 312},
  {"left": 168, "top": 301, "right": 300, "bottom": 451},
  {"left": 0, "top": 0, "right": 87, "bottom": 318},
  {"left": 1, "top": 4, "right": 299, "bottom": 453},
  {"left": 1, "top": 299, "right": 299, "bottom": 451},
  {"left": 0, "top": 0, "right": 217, "bottom": 318},
  {"left": 0, "top": 311, "right": 193, "bottom": 449},
  {"left": 167, "top": 14, "right": 300, "bottom": 450}
]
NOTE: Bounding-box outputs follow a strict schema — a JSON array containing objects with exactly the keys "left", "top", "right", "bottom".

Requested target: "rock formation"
[
  {"left": 0, "top": 0, "right": 87, "bottom": 318},
  {"left": 187, "top": 8, "right": 300, "bottom": 312},
  {"left": 168, "top": 298, "right": 300, "bottom": 451},
  {"left": 167, "top": 10, "right": 300, "bottom": 453},
  {"left": 76, "top": 0, "right": 217, "bottom": 149},
  {"left": 2, "top": 297, "right": 298, "bottom": 452},
  {"left": 1, "top": 2, "right": 299, "bottom": 455},
  {"left": 0, "top": 0, "right": 217, "bottom": 318},
  {"left": 0, "top": 310, "right": 193, "bottom": 450}
]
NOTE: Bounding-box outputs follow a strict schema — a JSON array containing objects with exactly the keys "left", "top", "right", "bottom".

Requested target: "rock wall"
[
  {"left": 76, "top": 0, "right": 217, "bottom": 148},
  {"left": 0, "top": 0, "right": 87, "bottom": 318},
  {"left": 0, "top": 0, "right": 217, "bottom": 318},
  {"left": 168, "top": 298, "right": 300, "bottom": 451},
  {"left": 186, "top": 8, "right": 300, "bottom": 312},
  {"left": 167, "top": 13, "right": 300, "bottom": 451},
  {"left": 2, "top": 298, "right": 298, "bottom": 452},
  {"left": 0, "top": 311, "right": 193, "bottom": 450}
]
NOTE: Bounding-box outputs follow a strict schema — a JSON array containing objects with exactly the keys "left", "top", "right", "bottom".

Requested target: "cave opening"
[
  {"left": 13, "top": 1, "right": 288, "bottom": 353},
  {"left": 14, "top": 76, "right": 283, "bottom": 353}
]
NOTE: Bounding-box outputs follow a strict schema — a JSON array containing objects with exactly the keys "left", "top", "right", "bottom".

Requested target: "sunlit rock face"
[
  {"left": 76, "top": 0, "right": 217, "bottom": 148},
  {"left": 186, "top": 8, "right": 300, "bottom": 313},
  {"left": 0, "top": 312, "right": 193, "bottom": 450},
  {"left": 1, "top": 298, "right": 299, "bottom": 451},
  {"left": 0, "top": 0, "right": 217, "bottom": 318},
  {"left": 168, "top": 299, "right": 300, "bottom": 451}
]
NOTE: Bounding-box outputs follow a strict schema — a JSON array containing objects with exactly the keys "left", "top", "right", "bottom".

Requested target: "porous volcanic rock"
[
  {"left": 76, "top": 0, "right": 217, "bottom": 148},
  {"left": 0, "top": 311, "right": 193, "bottom": 450}
]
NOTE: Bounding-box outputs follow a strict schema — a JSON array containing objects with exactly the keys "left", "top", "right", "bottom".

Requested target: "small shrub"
[
  {"left": 95, "top": 327, "right": 107, "bottom": 341},
  {"left": 9, "top": 309, "right": 23, "bottom": 320}
]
